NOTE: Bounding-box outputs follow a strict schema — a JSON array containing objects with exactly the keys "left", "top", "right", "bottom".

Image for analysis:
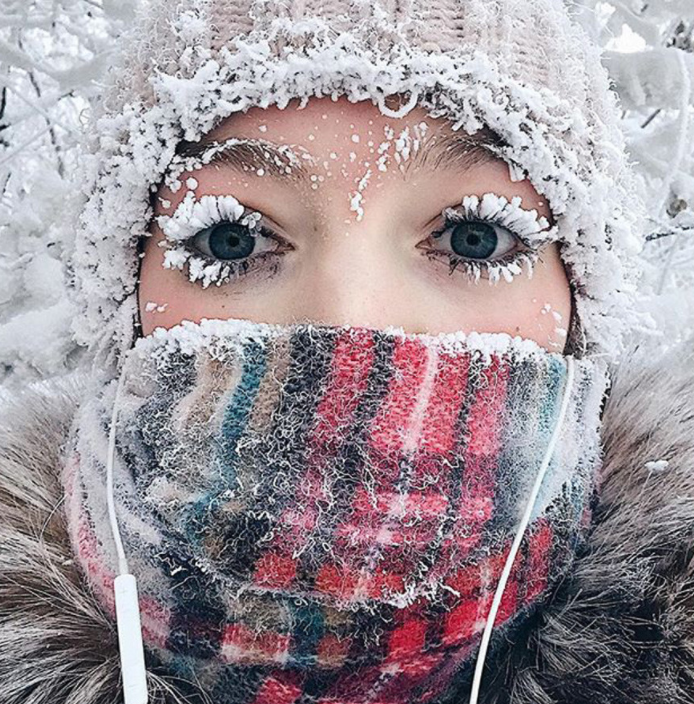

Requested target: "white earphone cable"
[
  {"left": 106, "top": 365, "right": 149, "bottom": 704},
  {"left": 107, "top": 367, "right": 130, "bottom": 575},
  {"left": 104, "top": 351, "right": 575, "bottom": 704},
  {"left": 468, "top": 355, "right": 576, "bottom": 704}
]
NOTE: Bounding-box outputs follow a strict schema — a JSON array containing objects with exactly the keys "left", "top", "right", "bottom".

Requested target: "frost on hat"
[{"left": 62, "top": 0, "right": 648, "bottom": 363}]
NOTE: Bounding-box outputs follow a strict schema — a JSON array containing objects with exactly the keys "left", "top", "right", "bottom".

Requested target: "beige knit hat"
[{"left": 63, "top": 0, "right": 648, "bottom": 365}]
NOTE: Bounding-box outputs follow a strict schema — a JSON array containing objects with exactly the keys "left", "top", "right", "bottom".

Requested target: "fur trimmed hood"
[{"left": 1, "top": 340, "right": 694, "bottom": 704}]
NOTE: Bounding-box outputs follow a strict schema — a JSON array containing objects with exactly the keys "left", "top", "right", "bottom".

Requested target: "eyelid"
[
  {"left": 156, "top": 192, "right": 247, "bottom": 242},
  {"left": 162, "top": 226, "right": 288, "bottom": 289},
  {"left": 190, "top": 221, "right": 281, "bottom": 261},
  {"left": 156, "top": 191, "right": 295, "bottom": 247},
  {"left": 417, "top": 192, "right": 553, "bottom": 285},
  {"left": 431, "top": 211, "right": 528, "bottom": 260},
  {"left": 160, "top": 190, "right": 554, "bottom": 289}
]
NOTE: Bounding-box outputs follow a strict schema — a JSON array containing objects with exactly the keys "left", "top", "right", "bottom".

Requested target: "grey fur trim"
[
  {"left": 0, "top": 373, "right": 197, "bottom": 704},
  {"left": 1, "top": 342, "right": 694, "bottom": 704}
]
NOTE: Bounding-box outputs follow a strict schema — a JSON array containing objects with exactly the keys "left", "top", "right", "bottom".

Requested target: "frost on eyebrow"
[
  {"left": 162, "top": 137, "right": 316, "bottom": 190},
  {"left": 361, "top": 122, "right": 507, "bottom": 177},
  {"left": 345, "top": 122, "right": 509, "bottom": 223},
  {"left": 162, "top": 123, "right": 508, "bottom": 195},
  {"left": 410, "top": 125, "right": 508, "bottom": 173}
]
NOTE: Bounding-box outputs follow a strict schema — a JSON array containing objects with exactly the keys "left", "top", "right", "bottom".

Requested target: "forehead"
[
  {"left": 174, "top": 95, "right": 508, "bottom": 185},
  {"left": 199, "top": 94, "right": 467, "bottom": 144}
]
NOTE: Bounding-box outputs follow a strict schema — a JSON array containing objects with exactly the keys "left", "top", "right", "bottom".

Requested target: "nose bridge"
[{"left": 293, "top": 220, "right": 407, "bottom": 329}]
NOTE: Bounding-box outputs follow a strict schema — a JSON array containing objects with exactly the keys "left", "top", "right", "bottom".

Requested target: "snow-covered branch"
[
  {"left": 0, "top": 0, "right": 131, "bottom": 388},
  {"left": 603, "top": 47, "right": 694, "bottom": 110},
  {"left": 569, "top": 0, "right": 694, "bottom": 336}
]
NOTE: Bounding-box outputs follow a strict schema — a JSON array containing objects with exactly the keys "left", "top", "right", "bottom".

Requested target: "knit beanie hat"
[{"left": 62, "top": 0, "right": 647, "bottom": 368}]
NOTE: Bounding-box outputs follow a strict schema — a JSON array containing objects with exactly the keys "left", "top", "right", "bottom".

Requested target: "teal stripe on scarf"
[
  {"left": 489, "top": 353, "right": 542, "bottom": 533},
  {"left": 530, "top": 357, "right": 567, "bottom": 521},
  {"left": 291, "top": 602, "right": 326, "bottom": 668},
  {"left": 216, "top": 339, "right": 268, "bottom": 484},
  {"left": 184, "top": 339, "right": 268, "bottom": 541}
]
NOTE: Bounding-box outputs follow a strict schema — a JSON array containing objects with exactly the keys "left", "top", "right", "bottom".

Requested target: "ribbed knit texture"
[
  {"left": 99, "top": 0, "right": 605, "bottom": 110},
  {"left": 62, "top": 320, "right": 609, "bottom": 704}
]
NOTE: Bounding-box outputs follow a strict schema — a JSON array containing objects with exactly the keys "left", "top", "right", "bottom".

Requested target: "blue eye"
[
  {"left": 181, "top": 216, "right": 288, "bottom": 287},
  {"left": 450, "top": 221, "right": 500, "bottom": 259},
  {"left": 191, "top": 222, "right": 258, "bottom": 260},
  {"left": 433, "top": 218, "right": 518, "bottom": 261}
]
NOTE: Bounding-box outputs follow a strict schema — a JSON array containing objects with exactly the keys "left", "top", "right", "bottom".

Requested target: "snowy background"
[{"left": 0, "top": 0, "right": 692, "bottom": 391}]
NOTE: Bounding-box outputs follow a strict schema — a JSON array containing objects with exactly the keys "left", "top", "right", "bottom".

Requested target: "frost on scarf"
[
  {"left": 62, "top": 319, "right": 609, "bottom": 704},
  {"left": 61, "top": 0, "right": 650, "bottom": 365}
]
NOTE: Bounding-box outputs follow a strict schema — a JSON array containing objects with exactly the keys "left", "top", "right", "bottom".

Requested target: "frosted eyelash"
[
  {"left": 161, "top": 243, "right": 280, "bottom": 290},
  {"left": 161, "top": 245, "right": 236, "bottom": 289},
  {"left": 156, "top": 192, "right": 269, "bottom": 288},
  {"left": 433, "top": 191, "right": 556, "bottom": 285},
  {"left": 156, "top": 191, "right": 555, "bottom": 289},
  {"left": 446, "top": 192, "right": 558, "bottom": 247},
  {"left": 450, "top": 251, "right": 542, "bottom": 285},
  {"left": 156, "top": 191, "right": 262, "bottom": 242}
]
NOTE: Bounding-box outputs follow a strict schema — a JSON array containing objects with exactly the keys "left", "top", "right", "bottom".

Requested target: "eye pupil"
[
  {"left": 451, "top": 222, "right": 498, "bottom": 259},
  {"left": 207, "top": 222, "right": 255, "bottom": 260}
]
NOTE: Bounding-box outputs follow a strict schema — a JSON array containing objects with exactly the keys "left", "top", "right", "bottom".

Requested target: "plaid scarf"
[{"left": 62, "top": 319, "right": 608, "bottom": 704}]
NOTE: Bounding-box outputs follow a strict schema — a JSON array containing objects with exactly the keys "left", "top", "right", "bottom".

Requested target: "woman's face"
[{"left": 139, "top": 96, "right": 572, "bottom": 350}]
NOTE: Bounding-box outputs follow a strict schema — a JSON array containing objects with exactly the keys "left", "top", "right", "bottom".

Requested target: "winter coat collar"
[{"left": 1, "top": 340, "right": 694, "bottom": 704}]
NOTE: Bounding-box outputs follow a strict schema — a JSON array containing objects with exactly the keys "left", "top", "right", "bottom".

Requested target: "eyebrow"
[
  {"left": 174, "top": 127, "right": 507, "bottom": 184},
  {"left": 406, "top": 128, "right": 507, "bottom": 173},
  {"left": 176, "top": 137, "right": 313, "bottom": 184}
]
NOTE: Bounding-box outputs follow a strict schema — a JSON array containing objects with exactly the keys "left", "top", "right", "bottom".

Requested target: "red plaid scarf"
[{"left": 62, "top": 319, "right": 608, "bottom": 703}]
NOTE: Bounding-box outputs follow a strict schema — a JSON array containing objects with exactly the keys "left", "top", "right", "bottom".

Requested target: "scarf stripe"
[
  {"left": 257, "top": 328, "right": 379, "bottom": 592},
  {"left": 300, "top": 332, "right": 398, "bottom": 602}
]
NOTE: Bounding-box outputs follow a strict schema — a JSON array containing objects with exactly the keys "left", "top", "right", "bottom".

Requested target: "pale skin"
[{"left": 138, "top": 96, "right": 572, "bottom": 350}]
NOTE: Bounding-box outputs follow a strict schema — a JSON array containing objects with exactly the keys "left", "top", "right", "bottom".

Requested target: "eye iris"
[
  {"left": 451, "top": 222, "right": 498, "bottom": 259},
  {"left": 207, "top": 223, "right": 255, "bottom": 260}
]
